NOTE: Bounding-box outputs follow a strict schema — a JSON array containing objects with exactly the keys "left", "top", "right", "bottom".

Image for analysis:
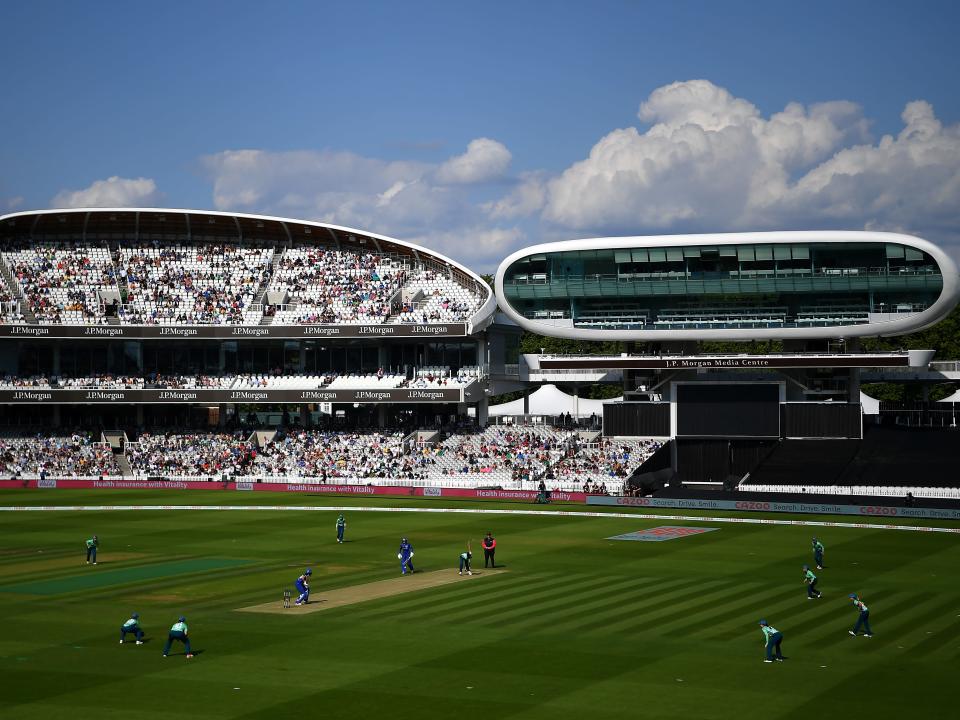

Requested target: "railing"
[
  {"left": 506, "top": 265, "right": 940, "bottom": 287},
  {"left": 738, "top": 483, "right": 960, "bottom": 499}
]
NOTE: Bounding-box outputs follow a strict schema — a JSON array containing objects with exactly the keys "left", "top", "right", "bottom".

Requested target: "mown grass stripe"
[
  {"left": 351, "top": 572, "right": 563, "bottom": 621},
  {"left": 807, "top": 593, "right": 957, "bottom": 650},
  {"left": 788, "top": 591, "right": 920, "bottom": 646},
  {"left": 700, "top": 585, "right": 839, "bottom": 641},
  {"left": 532, "top": 576, "right": 711, "bottom": 635},
  {"left": 439, "top": 573, "right": 604, "bottom": 624},
  {"left": 594, "top": 579, "right": 742, "bottom": 635},
  {"left": 0, "top": 557, "right": 252, "bottom": 595},
  {"left": 656, "top": 582, "right": 791, "bottom": 636},
  {"left": 554, "top": 577, "right": 732, "bottom": 635},
  {"left": 469, "top": 574, "right": 662, "bottom": 629}
]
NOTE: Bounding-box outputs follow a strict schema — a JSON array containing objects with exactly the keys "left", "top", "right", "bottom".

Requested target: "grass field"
[{"left": 1, "top": 490, "right": 959, "bottom": 720}]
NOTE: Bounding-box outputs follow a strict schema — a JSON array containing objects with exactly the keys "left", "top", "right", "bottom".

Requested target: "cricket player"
[
  {"left": 812, "top": 537, "right": 825, "bottom": 569},
  {"left": 162, "top": 616, "right": 193, "bottom": 658},
  {"left": 848, "top": 594, "right": 873, "bottom": 637},
  {"left": 398, "top": 537, "right": 415, "bottom": 574},
  {"left": 481, "top": 532, "right": 496, "bottom": 568},
  {"left": 336, "top": 514, "right": 346, "bottom": 544},
  {"left": 802, "top": 565, "right": 821, "bottom": 599},
  {"left": 85, "top": 535, "right": 99, "bottom": 564},
  {"left": 458, "top": 550, "right": 472, "bottom": 576},
  {"left": 119, "top": 612, "right": 144, "bottom": 645},
  {"left": 295, "top": 568, "right": 312, "bottom": 605},
  {"left": 758, "top": 620, "right": 784, "bottom": 662}
]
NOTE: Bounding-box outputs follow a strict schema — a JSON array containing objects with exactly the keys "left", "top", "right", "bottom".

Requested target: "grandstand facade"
[{"left": 0, "top": 210, "right": 957, "bottom": 498}]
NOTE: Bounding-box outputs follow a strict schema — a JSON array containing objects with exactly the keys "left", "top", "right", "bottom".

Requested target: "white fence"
[{"left": 740, "top": 484, "right": 960, "bottom": 499}]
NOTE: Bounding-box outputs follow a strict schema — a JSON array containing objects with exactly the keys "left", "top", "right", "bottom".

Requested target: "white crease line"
[{"left": 0, "top": 505, "right": 958, "bottom": 534}]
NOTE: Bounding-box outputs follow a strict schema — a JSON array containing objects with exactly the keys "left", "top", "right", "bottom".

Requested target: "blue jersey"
[
  {"left": 399, "top": 542, "right": 413, "bottom": 558},
  {"left": 295, "top": 573, "right": 310, "bottom": 590}
]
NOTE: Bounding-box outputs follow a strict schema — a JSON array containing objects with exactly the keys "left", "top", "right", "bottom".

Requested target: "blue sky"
[{"left": 2, "top": 0, "right": 959, "bottom": 270}]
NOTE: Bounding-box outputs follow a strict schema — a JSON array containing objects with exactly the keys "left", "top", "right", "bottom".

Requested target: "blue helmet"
[
  {"left": 304, "top": 568, "right": 312, "bottom": 576},
  {"left": 848, "top": 593, "right": 858, "bottom": 599},
  {"left": 759, "top": 619, "right": 768, "bottom": 626},
  {"left": 132, "top": 612, "right": 139, "bottom": 619},
  {"left": 178, "top": 616, "right": 186, "bottom": 622}
]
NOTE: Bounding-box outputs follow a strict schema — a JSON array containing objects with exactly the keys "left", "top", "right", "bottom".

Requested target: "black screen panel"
[{"left": 677, "top": 384, "right": 779, "bottom": 438}]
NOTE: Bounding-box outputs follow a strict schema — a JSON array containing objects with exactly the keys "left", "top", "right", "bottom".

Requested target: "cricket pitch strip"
[{"left": 236, "top": 568, "right": 508, "bottom": 615}]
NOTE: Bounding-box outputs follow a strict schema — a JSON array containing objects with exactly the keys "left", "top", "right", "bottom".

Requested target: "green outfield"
[{"left": 0, "top": 490, "right": 958, "bottom": 720}]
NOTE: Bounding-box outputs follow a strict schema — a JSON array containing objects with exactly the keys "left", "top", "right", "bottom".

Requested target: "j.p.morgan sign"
[
  {"left": 0, "top": 323, "right": 468, "bottom": 340},
  {"left": 0, "top": 388, "right": 464, "bottom": 404}
]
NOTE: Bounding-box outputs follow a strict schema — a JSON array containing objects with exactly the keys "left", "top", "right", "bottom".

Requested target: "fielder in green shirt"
[
  {"left": 120, "top": 612, "right": 144, "bottom": 644},
  {"left": 812, "top": 537, "right": 824, "bottom": 569},
  {"left": 759, "top": 620, "right": 784, "bottom": 662},
  {"left": 85, "top": 535, "right": 98, "bottom": 564},
  {"left": 803, "top": 565, "right": 821, "bottom": 599},
  {"left": 162, "top": 616, "right": 193, "bottom": 658}
]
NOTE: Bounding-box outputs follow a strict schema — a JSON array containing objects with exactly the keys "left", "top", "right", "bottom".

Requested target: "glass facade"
[{"left": 501, "top": 242, "right": 943, "bottom": 330}]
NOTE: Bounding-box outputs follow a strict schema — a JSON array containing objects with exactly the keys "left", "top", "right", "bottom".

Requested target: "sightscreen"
[{"left": 676, "top": 384, "right": 780, "bottom": 438}]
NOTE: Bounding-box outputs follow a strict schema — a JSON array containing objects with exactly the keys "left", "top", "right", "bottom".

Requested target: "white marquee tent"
[{"left": 489, "top": 384, "right": 620, "bottom": 418}]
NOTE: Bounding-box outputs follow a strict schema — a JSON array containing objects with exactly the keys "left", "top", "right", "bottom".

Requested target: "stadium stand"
[
  {"left": 0, "top": 432, "right": 120, "bottom": 477},
  {"left": 269, "top": 248, "right": 405, "bottom": 325},
  {"left": 391, "top": 268, "right": 482, "bottom": 324},
  {"left": 125, "top": 431, "right": 255, "bottom": 476},
  {"left": 4, "top": 244, "right": 117, "bottom": 324},
  {"left": 118, "top": 245, "right": 273, "bottom": 325}
]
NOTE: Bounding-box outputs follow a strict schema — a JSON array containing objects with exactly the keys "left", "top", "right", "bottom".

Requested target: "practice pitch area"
[{"left": 1, "top": 489, "right": 959, "bottom": 720}]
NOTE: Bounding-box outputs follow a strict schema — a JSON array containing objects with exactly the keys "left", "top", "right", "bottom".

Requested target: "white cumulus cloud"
[
  {"left": 435, "top": 138, "right": 511, "bottom": 185},
  {"left": 51, "top": 176, "right": 160, "bottom": 208},
  {"left": 528, "top": 80, "right": 960, "bottom": 260}
]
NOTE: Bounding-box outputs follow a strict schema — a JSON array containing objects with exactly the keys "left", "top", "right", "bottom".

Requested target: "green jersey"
[
  {"left": 804, "top": 570, "right": 817, "bottom": 583},
  {"left": 852, "top": 599, "right": 868, "bottom": 612},
  {"left": 761, "top": 625, "right": 779, "bottom": 641},
  {"left": 813, "top": 540, "right": 824, "bottom": 552},
  {"left": 170, "top": 621, "right": 188, "bottom": 634},
  {"left": 336, "top": 516, "right": 345, "bottom": 528},
  {"left": 123, "top": 617, "right": 140, "bottom": 629},
  {"left": 85, "top": 537, "right": 98, "bottom": 549}
]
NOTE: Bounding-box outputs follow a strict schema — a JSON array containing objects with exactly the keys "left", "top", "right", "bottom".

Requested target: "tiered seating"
[
  {"left": 118, "top": 245, "right": 273, "bottom": 325},
  {"left": 4, "top": 245, "right": 116, "bottom": 324},
  {"left": 252, "top": 430, "right": 421, "bottom": 479},
  {"left": 0, "top": 274, "right": 24, "bottom": 324},
  {"left": 0, "top": 375, "right": 51, "bottom": 389},
  {"left": 326, "top": 373, "right": 406, "bottom": 389},
  {"left": 426, "top": 425, "right": 576, "bottom": 485},
  {"left": 391, "top": 269, "right": 481, "bottom": 323},
  {"left": 0, "top": 432, "right": 120, "bottom": 477},
  {"left": 547, "top": 438, "right": 662, "bottom": 491},
  {"left": 270, "top": 248, "right": 406, "bottom": 324},
  {"left": 126, "top": 431, "right": 255, "bottom": 476}
]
